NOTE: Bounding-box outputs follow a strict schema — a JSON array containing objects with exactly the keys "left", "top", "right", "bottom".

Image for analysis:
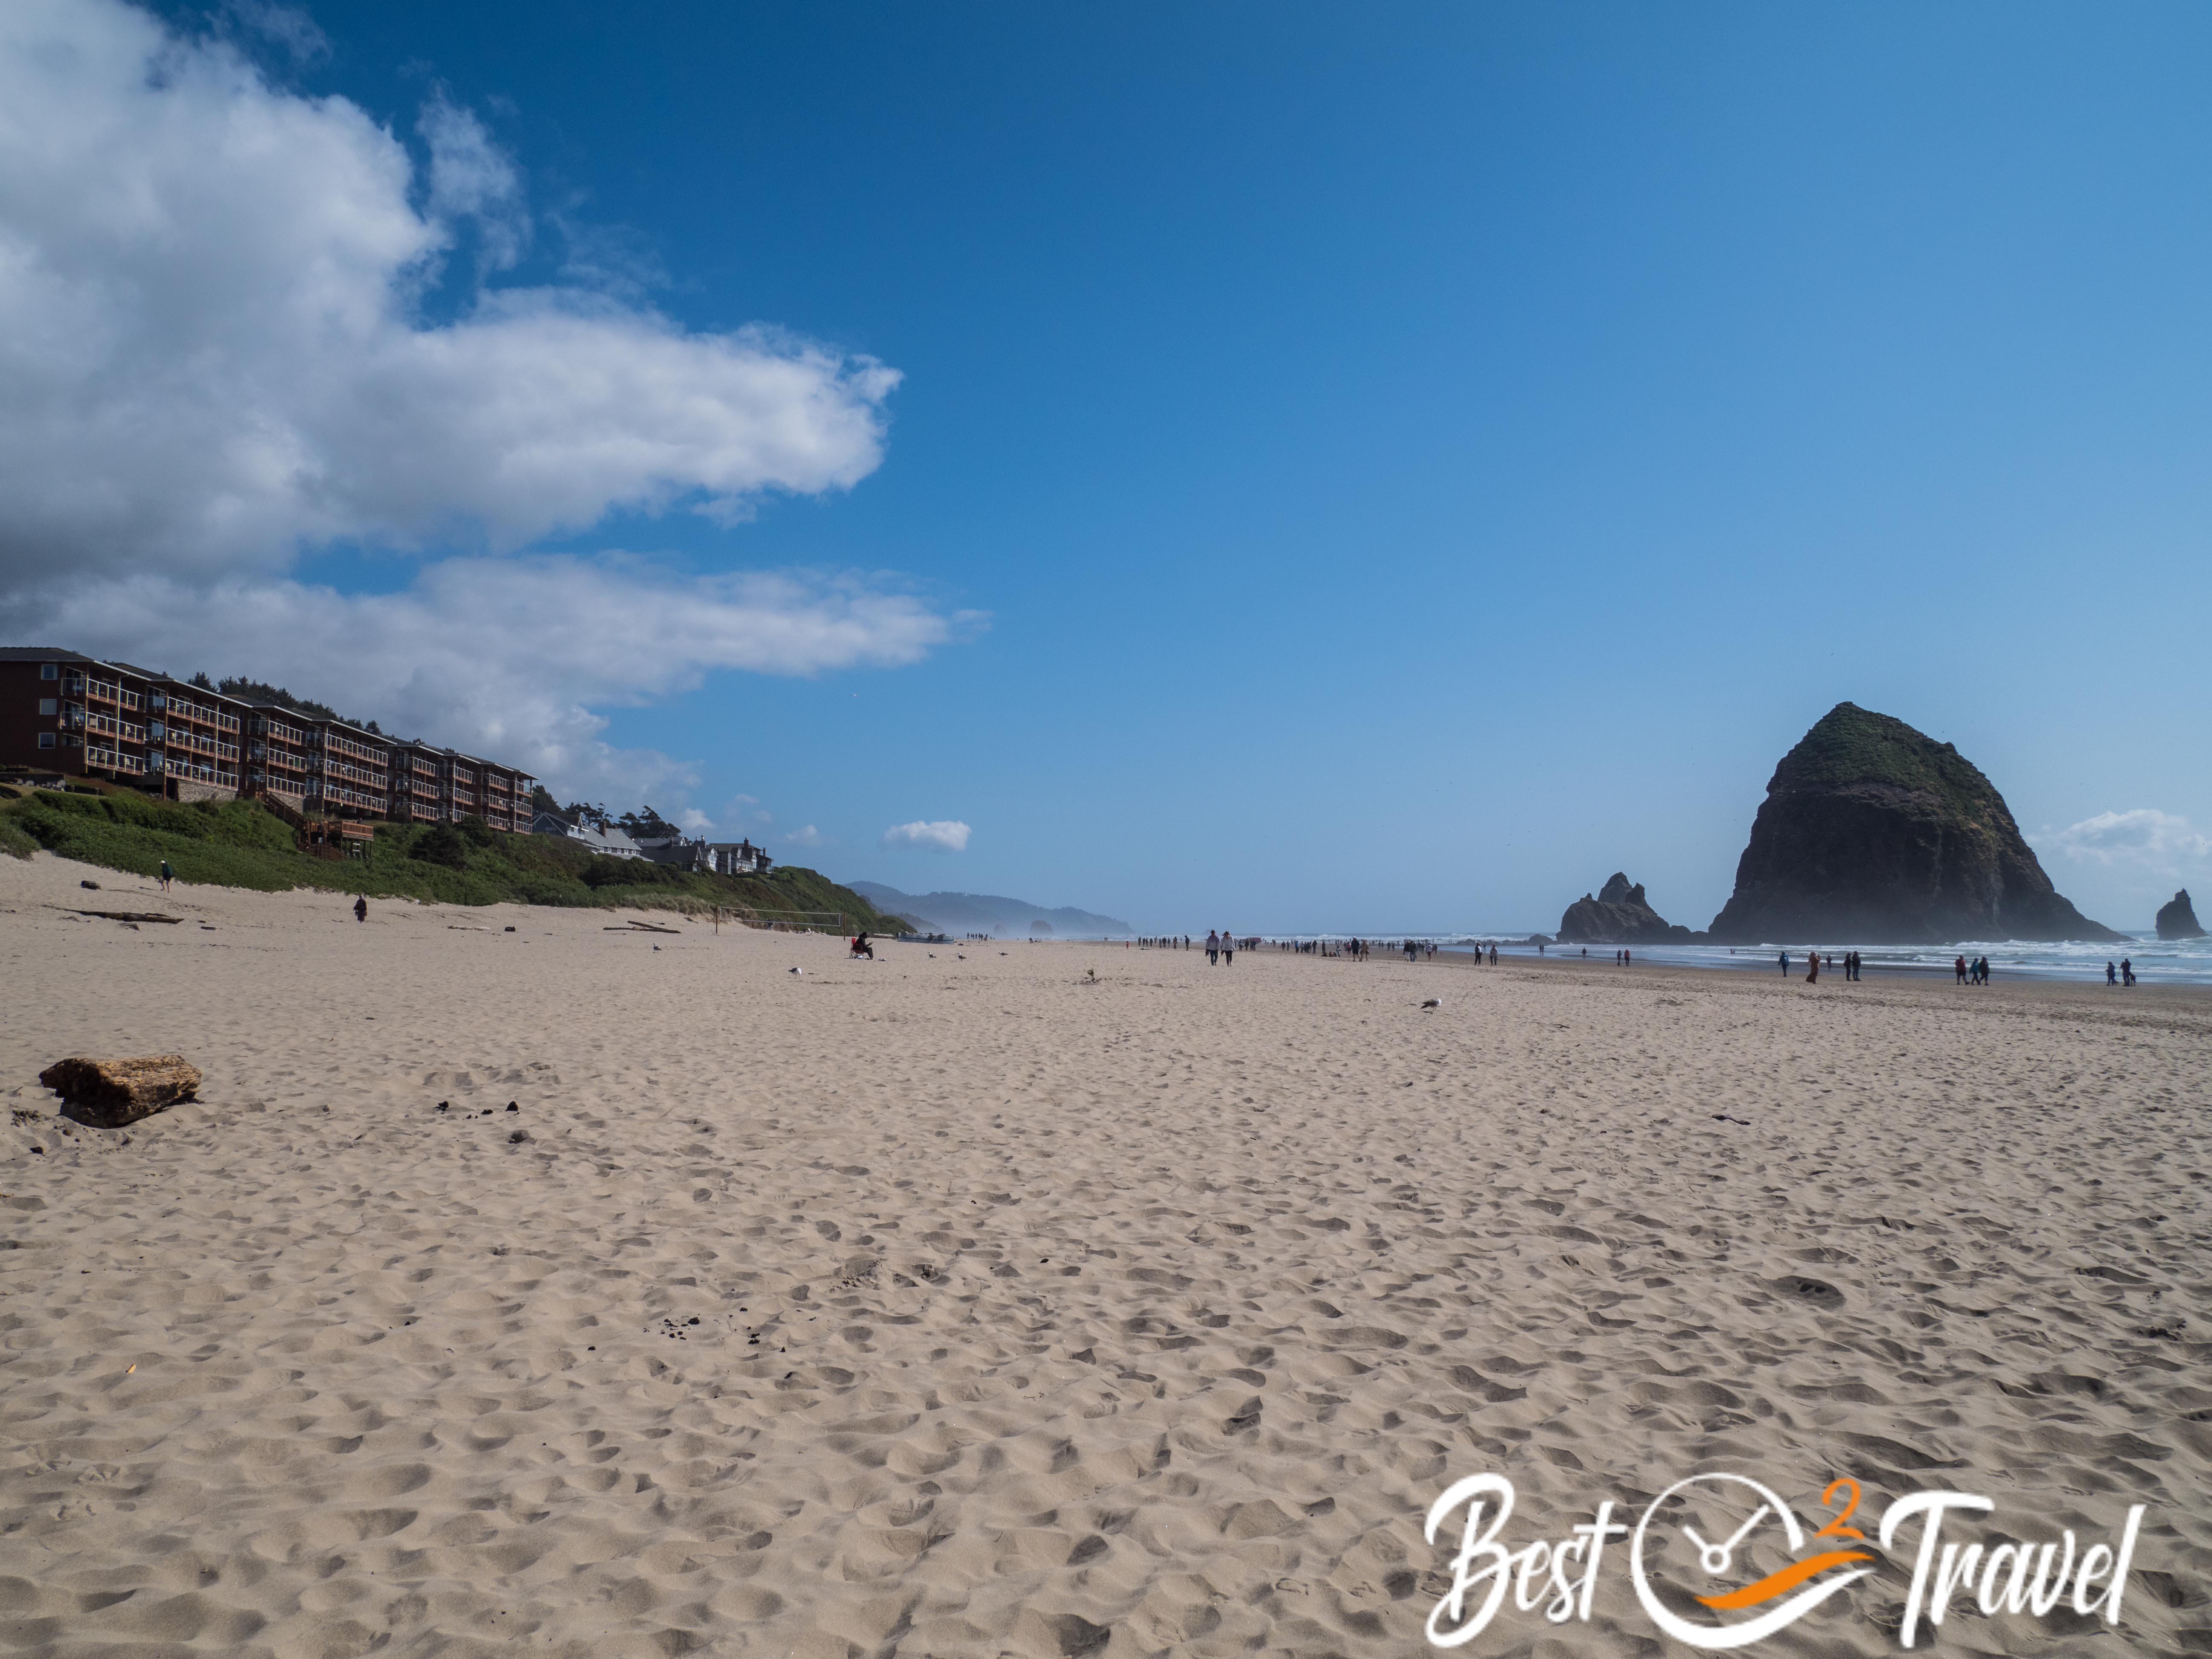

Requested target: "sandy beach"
[{"left": 3, "top": 849, "right": 2208, "bottom": 1659}]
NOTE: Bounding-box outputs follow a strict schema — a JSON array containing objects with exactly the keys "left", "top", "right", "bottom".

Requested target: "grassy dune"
[{"left": 0, "top": 786, "right": 906, "bottom": 930}]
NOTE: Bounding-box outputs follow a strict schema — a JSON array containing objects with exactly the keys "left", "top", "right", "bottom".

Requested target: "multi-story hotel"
[{"left": 1, "top": 648, "right": 534, "bottom": 831}]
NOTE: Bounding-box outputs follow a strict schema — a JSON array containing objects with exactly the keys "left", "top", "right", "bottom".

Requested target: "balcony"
[
  {"left": 85, "top": 746, "right": 145, "bottom": 774},
  {"left": 85, "top": 712, "right": 147, "bottom": 743}
]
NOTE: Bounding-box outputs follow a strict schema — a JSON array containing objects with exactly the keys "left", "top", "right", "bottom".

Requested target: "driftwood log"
[{"left": 38, "top": 1055, "right": 201, "bottom": 1127}]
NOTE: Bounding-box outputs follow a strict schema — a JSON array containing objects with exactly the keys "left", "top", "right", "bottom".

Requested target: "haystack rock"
[
  {"left": 1557, "top": 873, "right": 1694, "bottom": 944},
  {"left": 1708, "top": 704, "right": 2123, "bottom": 944},
  {"left": 2156, "top": 889, "right": 2207, "bottom": 940}
]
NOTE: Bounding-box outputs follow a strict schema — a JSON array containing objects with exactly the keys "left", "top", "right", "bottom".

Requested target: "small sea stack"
[
  {"left": 1556, "top": 874, "right": 1693, "bottom": 944},
  {"left": 2157, "top": 889, "right": 2207, "bottom": 940}
]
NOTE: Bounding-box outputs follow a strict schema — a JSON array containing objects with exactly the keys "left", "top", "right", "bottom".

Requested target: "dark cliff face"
[
  {"left": 2157, "top": 889, "right": 2207, "bottom": 940},
  {"left": 1708, "top": 704, "right": 2123, "bottom": 944},
  {"left": 1558, "top": 873, "right": 1693, "bottom": 943}
]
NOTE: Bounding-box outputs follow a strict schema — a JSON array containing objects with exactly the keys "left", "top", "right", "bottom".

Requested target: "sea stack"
[
  {"left": 2156, "top": 889, "right": 2207, "bottom": 940},
  {"left": 1708, "top": 704, "right": 2122, "bottom": 944},
  {"left": 1557, "top": 874, "right": 1693, "bottom": 944}
]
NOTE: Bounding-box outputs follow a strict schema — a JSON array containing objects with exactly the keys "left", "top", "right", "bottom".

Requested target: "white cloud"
[
  {"left": 0, "top": 0, "right": 898, "bottom": 586},
  {"left": 2046, "top": 809, "right": 2212, "bottom": 873},
  {"left": 418, "top": 93, "right": 528, "bottom": 271},
  {"left": 0, "top": 1, "right": 980, "bottom": 808},
  {"left": 676, "top": 808, "right": 713, "bottom": 833},
  {"left": 783, "top": 825, "right": 824, "bottom": 847},
  {"left": 10, "top": 558, "right": 962, "bottom": 802},
  {"left": 221, "top": 1, "right": 328, "bottom": 65},
  {"left": 882, "top": 820, "right": 971, "bottom": 853}
]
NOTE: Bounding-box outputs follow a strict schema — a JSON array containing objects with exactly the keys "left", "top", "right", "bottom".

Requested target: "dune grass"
[{"left": 0, "top": 786, "right": 906, "bottom": 929}]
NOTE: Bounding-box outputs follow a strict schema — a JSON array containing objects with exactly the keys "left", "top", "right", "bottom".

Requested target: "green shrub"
[
  {"left": 411, "top": 824, "right": 470, "bottom": 867},
  {"left": 0, "top": 794, "right": 898, "bottom": 928}
]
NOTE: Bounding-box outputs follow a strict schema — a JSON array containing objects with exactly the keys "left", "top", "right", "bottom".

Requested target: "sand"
[{"left": 2, "top": 849, "right": 2208, "bottom": 1659}]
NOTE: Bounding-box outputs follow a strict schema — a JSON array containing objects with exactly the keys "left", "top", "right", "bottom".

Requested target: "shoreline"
[{"left": 1415, "top": 942, "right": 2212, "bottom": 1007}]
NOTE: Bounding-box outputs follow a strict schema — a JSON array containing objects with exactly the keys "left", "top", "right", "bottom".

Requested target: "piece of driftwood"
[
  {"left": 38, "top": 1055, "right": 202, "bottom": 1128},
  {"left": 70, "top": 909, "right": 183, "bottom": 925},
  {"left": 604, "top": 920, "right": 680, "bottom": 934}
]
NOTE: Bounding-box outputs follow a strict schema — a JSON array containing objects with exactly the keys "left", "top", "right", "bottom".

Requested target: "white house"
[{"left": 530, "top": 810, "right": 643, "bottom": 859}]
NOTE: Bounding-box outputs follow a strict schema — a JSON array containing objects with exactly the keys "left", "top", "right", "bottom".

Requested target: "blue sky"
[{"left": 12, "top": 2, "right": 2212, "bottom": 931}]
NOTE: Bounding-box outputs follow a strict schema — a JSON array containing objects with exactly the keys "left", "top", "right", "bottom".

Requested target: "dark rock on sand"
[
  {"left": 2156, "top": 889, "right": 2207, "bottom": 940},
  {"left": 1557, "top": 873, "right": 1695, "bottom": 944},
  {"left": 1708, "top": 704, "right": 2123, "bottom": 944}
]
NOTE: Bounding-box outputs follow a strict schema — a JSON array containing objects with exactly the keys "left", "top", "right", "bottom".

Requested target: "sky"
[{"left": 3, "top": 0, "right": 2209, "bottom": 933}]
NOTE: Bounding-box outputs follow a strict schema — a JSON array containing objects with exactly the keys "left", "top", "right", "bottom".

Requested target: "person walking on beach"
[
  {"left": 353, "top": 895, "right": 367, "bottom": 923},
  {"left": 1205, "top": 929, "right": 1219, "bottom": 966},
  {"left": 1221, "top": 931, "right": 1235, "bottom": 966},
  {"left": 1778, "top": 951, "right": 1788, "bottom": 975},
  {"left": 2122, "top": 956, "right": 2135, "bottom": 987},
  {"left": 1954, "top": 954, "right": 1968, "bottom": 985},
  {"left": 158, "top": 859, "right": 173, "bottom": 892},
  {"left": 1805, "top": 950, "right": 1819, "bottom": 984},
  {"left": 2106, "top": 960, "right": 2118, "bottom": 986}
]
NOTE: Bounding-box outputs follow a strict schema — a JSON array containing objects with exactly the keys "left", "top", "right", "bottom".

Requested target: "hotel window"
[
  {"left": 38, "top": 699, "right": 56, "bottom": 715},
  {"left": 37, "top": 732, "right": 55, "bottom": 748},
  {"left": 41, "top": 662, "right": 58, "bottom": 679}
]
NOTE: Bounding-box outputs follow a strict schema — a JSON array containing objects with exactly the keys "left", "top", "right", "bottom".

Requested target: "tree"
[
  {"left": 217, "top": 676, "right": 337, "bottom": 721},
  {"left": 410, "top": 824, "right": 469, "bottom": 867}
]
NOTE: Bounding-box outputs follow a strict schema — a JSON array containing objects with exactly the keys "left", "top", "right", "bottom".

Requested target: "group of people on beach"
[
  {"left": 1780, "top": 949, "right": 1863, "bottom": 982},
  {"left": 2106, "top": 958, "right": 2137, "bottom": 986},
  {"left": 1953, "top": 954, "right": 1991, "bottom": 984},
  {"left": 1205, "top": 929, "right": 1236, "bottom": 965}
]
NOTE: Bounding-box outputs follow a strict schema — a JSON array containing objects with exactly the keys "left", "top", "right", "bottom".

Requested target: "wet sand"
[{"left": 4, "top": 850, "right": 2208, "bottom": 1658}]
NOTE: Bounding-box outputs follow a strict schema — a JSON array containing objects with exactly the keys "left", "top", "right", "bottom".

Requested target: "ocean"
[{"left": 1432, "top": 933, "right": 2212, "bottom": 985}]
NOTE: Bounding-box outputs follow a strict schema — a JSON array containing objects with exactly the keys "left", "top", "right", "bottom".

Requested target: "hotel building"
[{"left": 1, "top": 648, "right": 534, "bottom": 830}]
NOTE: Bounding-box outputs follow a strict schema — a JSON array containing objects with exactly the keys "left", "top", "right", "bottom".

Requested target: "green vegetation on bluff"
[
  {"left": 0, "top": 786, "right": 907, "bottom": 930},
  {"left": 1772, "top": 702, "right": 2004, "bottom": 821}
]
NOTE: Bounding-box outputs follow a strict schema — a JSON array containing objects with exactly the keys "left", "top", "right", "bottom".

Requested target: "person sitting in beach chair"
[{"left": 849, "top": 931, "right": 873, "bottom": 960}]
